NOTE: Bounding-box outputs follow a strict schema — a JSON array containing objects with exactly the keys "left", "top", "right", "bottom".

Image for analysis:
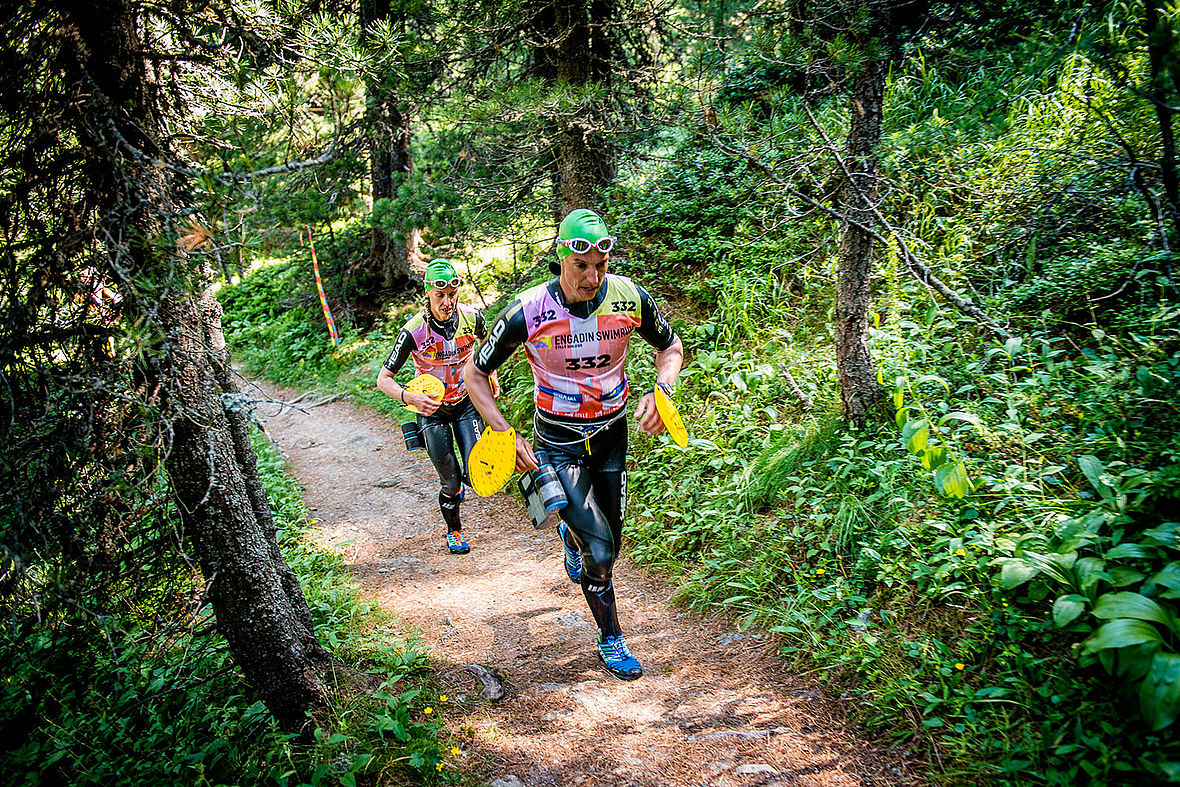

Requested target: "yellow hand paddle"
[
  {"left": 403, "top": 373, "right": 445, "bottom": 415},
  {"left": 468, "top": 426, "right": 517, "bottom": 496},
  {"left": 653, "top": 385, "right": 688, "bottom": 448}
]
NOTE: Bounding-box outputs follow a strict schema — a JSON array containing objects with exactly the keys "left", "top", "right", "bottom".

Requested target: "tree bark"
[
  {"left": 361, "top": 0, "right": 416, "bottom": 289},
  {"left": 835, "top": 55, "right": 886, "bottom": 427},
  {"left": 1144, "top": 0, "right": 1180, "bottom": 245},
  {"left": 61, "top": 0, "right": 335, "bottom": 731},
  {"left": 368, "top": 91, "right": 416, "bottom": 288},
  {"left": 530, "top": 0, "right": 617, "bottom": 215}
]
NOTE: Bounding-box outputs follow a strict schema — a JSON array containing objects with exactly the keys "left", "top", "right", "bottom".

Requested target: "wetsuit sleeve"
[
  {"left": 382, "top": 328, "right": 417, "bottom": 374},
  {"left": 634, "top": 284, "right": 676, "bottom": 351},
  {"left": 473, "top": 300, "right": 528, "bottom": 374}
]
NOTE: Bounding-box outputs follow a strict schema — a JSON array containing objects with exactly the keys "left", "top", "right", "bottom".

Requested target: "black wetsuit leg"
[
  {"left": 537, "top": 416, "right": 627, "bottom": 638},
  {"left": 419, "top": 398, "right": 485, "bottom": 531}
]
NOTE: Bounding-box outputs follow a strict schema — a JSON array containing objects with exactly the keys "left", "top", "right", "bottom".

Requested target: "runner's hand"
[
  {"left": 514, "top": 433, "right": 539, "bottom": 473},
  {"left": 634, "top": 391, "right": 666, "bottom": 436},
  {"left": 406, "top": 391, "right": 441, "bottom": 415}
]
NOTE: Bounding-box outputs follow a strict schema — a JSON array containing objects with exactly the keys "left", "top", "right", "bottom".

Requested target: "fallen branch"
[
  {"left": 308, "top": 392, "right": 347, "bottom": 407},
  {"left": 779, "top": 365, "right": 814, "bottom": 411}
]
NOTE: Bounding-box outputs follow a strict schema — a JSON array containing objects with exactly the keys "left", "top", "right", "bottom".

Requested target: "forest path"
[{"left": 251, "top": 380, "right": 915, "bottom": 787}]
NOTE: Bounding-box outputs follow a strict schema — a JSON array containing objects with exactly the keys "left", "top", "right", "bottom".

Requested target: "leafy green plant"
[{"left": 995, "top": 453, "right": 1180, "bottom": 732}]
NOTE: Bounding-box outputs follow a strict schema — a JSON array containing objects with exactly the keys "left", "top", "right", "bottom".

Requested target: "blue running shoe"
[
  {"left": 446, "top": 530, "right": 470, "bottom": 554},
  {"left": 557, "top": 522, "right": 581, "bottom": 583},
  {"left": 597, "top": 634, "right": 642, "bottom": 680}
]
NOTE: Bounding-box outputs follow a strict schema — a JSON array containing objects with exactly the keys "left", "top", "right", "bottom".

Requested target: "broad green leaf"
[
  {"left": 915, "top": 374, "right": 950, "bottom": 393},
  {"left": 1093, "top": 592, "right": 1177, "bottom": 632},
  {"left": 1076, "top": 556, "right": 1109, "bottom": 601},
  {"left": 1053, "top": 594, "right": 1087, "bottom": 627},
  {"left": 934, "top": 460, "right": 972, "bottom": 498},
  {"left": 895, "top": 407, "right": 910, "bottom": 430},
  {"left": 1078, "top": 455, "right": 1114, "bottom": 501},
  {"left": 1149, "top": 562, "right": 1180, "bottom": 599},
  {"left": 1004, "top": 337, "right": 1023, "bottom": 357},
  {"left": 938, "top": 411, "right": 984, "bottom": 430},
  {"left": 921, "top": 444, "right": 949, "bottom": 471},
  {"left": 1106, "top": 543, "right": 1162, "bottom": 560},
  {"left": 903, "top": 418, "right": 929, "bottom": 454},
  {"left": 1108, "top": 566, "right": 1147, "bottom": 588},
  {"left": 1139, "top": 652, "right": 1180, "bottom": 731},
  {"left": 1000, "top": 559, "right": 1039, "bottom": 589},
  {"left": 1081, "top": 619, "right": 1163, "bottom": 655},
  {"left": 1019, "top": 550, "right": 1077, "bottom": 585},
  {"left": 893, "top": 387, "right": 903, "bottom": 410},
  {"left": 1111, "top": 642, "right": 1160, "bottom": 681},
  {"left": 1143, "top": 523, "right": 1180, "bottom": 549}
]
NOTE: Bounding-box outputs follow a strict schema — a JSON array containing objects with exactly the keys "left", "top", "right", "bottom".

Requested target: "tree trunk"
[
  {"left": 1145, "top": 0, "right": 1180, "bottom": 245},
  {"left": 61, "top": 0, "right": 335, "bottom": 731},
  {"left": 362, "top": 0, "right": 416, "bottom": 289},
  {"left": 368, "top": 90, "right": 416, "bottom": 288},
  {"left": 835, "top": 55, "right": 886, "bottom": 427},
  {"left": 530, "top": 0, "right": 617, "bottom": 215},
  {"left": 163, "top": 285, "right": 333, "bottom": 729}
]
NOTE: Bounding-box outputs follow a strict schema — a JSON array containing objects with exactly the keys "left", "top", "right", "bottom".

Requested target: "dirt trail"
[{"left": 251, "top": 381, "right": 916, "bottom": 787}]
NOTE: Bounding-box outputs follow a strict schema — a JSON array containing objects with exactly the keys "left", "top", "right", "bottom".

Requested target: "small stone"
[
  {"left": 536, "top": 682, "right": 570, "bottom": 693},
  {"left": 735, "top": 764, "right": 776, "bottom": 776},
  {"left": 489, "top": 777, "right": 525, "bottom": 787}
]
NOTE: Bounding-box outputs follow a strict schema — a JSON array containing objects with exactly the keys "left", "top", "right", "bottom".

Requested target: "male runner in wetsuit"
[
  {"left": 378, "top": 259, "right": 487, "bottom": 554},
  {"left": 463, "top": 209, "right": 684, "bottom": 679}
]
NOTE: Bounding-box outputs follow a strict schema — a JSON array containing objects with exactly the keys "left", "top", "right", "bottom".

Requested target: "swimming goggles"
[
  {"left": 557, "top": 236, "right": 616, "bottom": 254},
  {"left": 425, "top": 277, "right": 464, "bottom": 290}
]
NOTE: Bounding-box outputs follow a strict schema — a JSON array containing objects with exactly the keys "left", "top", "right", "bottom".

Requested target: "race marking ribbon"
[
  {"left": 403, "top": 373, "right": 445, "bottom": 415},
  {"left": 654, "top": 384, "right": 688, "bottom": 448},
  {"left": 469, "top": 426, "right": 517, "bottom": 497},
  {"left": 306, "top": 225, "right": 339, "bottom": 346}
]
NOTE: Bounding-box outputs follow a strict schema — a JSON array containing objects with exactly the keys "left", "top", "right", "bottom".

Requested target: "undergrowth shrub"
[{"left": 1, "top": 427, "right": 450, "bottom": 787}]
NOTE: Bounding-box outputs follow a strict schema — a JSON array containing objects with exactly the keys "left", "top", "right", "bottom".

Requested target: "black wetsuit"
[
  {"left": 384, "top": 309, "right": 486, "bottom": 531},
  {"left": 474, "top": 276, "right": 676, "bottom": 637}
]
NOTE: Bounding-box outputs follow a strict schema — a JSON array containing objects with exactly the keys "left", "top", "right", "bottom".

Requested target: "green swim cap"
[
  {"left": 424, "top": 259, "right": 459, "bottom": 290},
  {"left": 556, "top": 209, "right": 611, "bottom": 261},
  {"left": 551, "top": 208, "right": 612, "bottom": 273}
]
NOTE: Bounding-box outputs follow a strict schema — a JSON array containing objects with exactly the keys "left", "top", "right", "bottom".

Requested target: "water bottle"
[
  {"left": 401, "top": 421, "right": 424, "bottom": 450},
  {"left": 517, "top": 451, "right": 567, "bottom": 528},
  {"left": 532, "top": 452, "right": 568, "bottom": 514}
]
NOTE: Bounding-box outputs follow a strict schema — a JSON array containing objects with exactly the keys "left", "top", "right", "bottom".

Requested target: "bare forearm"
[
  {"left": 656, "top": 336, "right": 684, "bottom": 387},
  {"left": 463, "top": 358, "right": 509, "bottom": 430},
  {"left": 376, "top": 368, "right": 404, "bottom": 402}
]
